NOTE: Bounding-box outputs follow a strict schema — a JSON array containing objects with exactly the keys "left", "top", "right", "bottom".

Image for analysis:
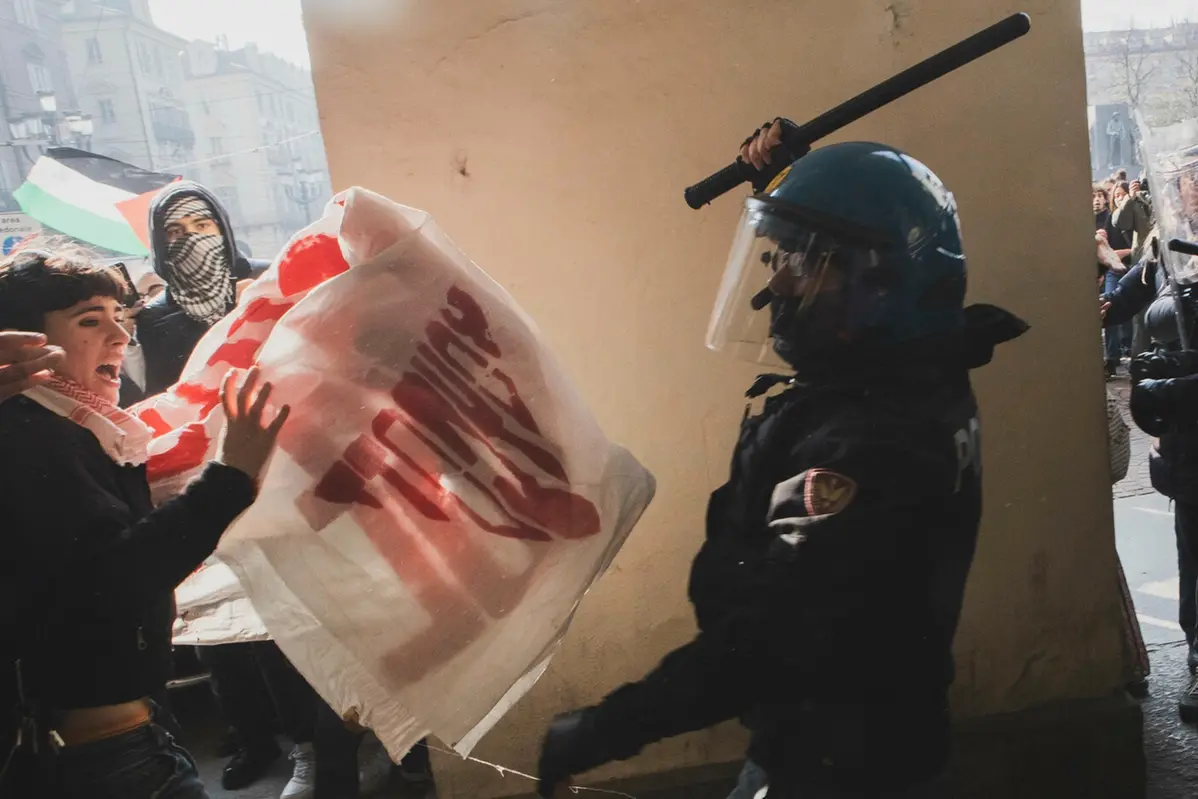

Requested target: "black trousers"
[
  {"left": 196, "top": 642, "right": 317, "bottom": 747},
  {"left": 199, "top": 643, "right": 431, "bottom": 798},
  {"left": 313, "top": 698, "right": 432, "bottom": 799},
  {"left": 1175, "top": 501, "right": 1198, "bottom": 670}
]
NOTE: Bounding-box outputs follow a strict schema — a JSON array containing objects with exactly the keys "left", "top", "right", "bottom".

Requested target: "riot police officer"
[{"left": 535, "top": 124, "right": 1028, "bottom": 798}]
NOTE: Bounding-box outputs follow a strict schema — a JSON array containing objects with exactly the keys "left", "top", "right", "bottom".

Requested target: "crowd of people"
[
  {"left": 1095, "top": 169, "right": 1156, "bottom": 378},
  {"left": 0, "top": 182, "right": 431, "bottom": 799}
]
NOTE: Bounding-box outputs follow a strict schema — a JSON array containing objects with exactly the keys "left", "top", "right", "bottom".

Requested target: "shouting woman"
[{"left": 0, "top": 246, "right": 288, "bottom": 799}]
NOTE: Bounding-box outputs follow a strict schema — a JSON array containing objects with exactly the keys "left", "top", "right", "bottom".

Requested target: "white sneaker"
[
  {"left": 280, "top": 743, "right": 316, "bottom": 799},
  {"left": 358, "top": 733, "right": 393, "bottom": 796}
]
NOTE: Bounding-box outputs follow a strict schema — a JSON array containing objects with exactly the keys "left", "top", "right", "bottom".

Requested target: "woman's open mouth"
[{"left": 96, "top": 363, "right": 121, "bottom": 385}]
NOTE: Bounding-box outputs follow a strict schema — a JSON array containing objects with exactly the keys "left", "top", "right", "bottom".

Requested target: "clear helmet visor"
[{"left": 706, "top": 197, "right": 883, "bottom": 367}]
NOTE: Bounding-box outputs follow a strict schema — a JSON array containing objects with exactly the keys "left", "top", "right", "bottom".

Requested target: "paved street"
[
  {"left": 1116, "top": 491, "right": 1183, "bottom": 647},
  {"left": 1111, "top": 376, "right": 1156, "bottom": 501},
  {"left": 1107, "top": 375, "right": 1185, "bottom": 646}
]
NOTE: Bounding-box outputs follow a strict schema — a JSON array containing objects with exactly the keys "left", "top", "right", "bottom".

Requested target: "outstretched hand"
[
  {"left": 215, "top": 366, "right": 290, "bottom": 483},
  {"left": 0, "top": 332, "right": 64, "bottom": 403}
]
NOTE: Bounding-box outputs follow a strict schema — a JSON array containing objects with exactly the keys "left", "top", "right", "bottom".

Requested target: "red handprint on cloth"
[
  {"left": 289, "top": 285, "right": 601, "bottom": 684},
  {"left": 141, "top": 233, "right": 349, "bottom": 483}
]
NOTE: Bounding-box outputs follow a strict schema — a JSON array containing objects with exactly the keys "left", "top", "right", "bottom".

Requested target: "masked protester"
[
  {"left": 138, "top": 183, "right": 249, "bottom": 396},
  {"left": 536, "top": 129, "right": 1027, "bottom": 799},
  {"left": 137, "top": 183, "right": 401, "bottom": 799},
  {"left": 136, "top": 184, "right": 301, "bottom": 794}
]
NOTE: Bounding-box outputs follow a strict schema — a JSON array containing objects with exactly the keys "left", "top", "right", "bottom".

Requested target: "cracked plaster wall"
[{"left": 302, "top": 1, "right": 1124, "bottom": 795}]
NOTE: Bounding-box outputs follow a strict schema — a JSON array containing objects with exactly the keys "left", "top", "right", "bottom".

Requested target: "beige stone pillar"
[{"left": 302, "top": 1, "right": 1128, "bottom": 795}]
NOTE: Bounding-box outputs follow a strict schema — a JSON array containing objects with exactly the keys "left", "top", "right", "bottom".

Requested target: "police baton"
[
  {"left": 683, "top": 12, "right": 1033, "bottom": 209},
  {"left": 1169, "top": 238, "right": 1198, "bottom": 258}
]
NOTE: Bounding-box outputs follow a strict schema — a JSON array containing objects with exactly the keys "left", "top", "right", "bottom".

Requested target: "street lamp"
[
  {"left": 36, "top": 91, "right": 59, "bottom": 145},
  {"left": 284, "top": 158, "right": 323, "bottom": 226},
  {"left": 65, "top": 114, "right": 93, "bottom": 149}
]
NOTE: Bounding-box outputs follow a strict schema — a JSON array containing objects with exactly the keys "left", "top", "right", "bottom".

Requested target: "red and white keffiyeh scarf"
[{"left": 23, "top": 374, "right": 154, "bottom": 466}]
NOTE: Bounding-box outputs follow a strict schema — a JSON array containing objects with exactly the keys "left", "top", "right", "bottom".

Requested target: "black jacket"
[
  {"left": 1103, "top": 257, "right": 1179, "bottom": 346},
  {"left": 137, "top": 182, "right": 250, "bottom": 397},
  {"left": 1100, "top": 254, "right": 1198, "bottom": 501},
  {"left": 1096, "top": 209, "right": 1132, "bottom": 261},
  {"left": 575, "top": 306, "right": 1027, "bottom": 792},
  {"left": 0, "top": 397, "right": 255, "bottom": 719}
]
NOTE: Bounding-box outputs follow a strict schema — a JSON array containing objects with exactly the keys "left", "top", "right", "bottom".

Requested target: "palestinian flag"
[{"left": 14, "top": 148, "right": 178, "bottom": 256}]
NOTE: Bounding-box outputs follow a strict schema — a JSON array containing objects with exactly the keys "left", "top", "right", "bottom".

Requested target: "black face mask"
[
  {"left": 768, "top": 295, "right": 804, "bottom": 365},
  {"left": 163, "top": 231, "right": 233, "bottom": 325}
]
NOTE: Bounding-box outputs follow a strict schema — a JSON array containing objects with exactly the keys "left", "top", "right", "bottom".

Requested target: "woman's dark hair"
[
  {"left": 1115, "top": 180, "right": 1131, "bottom": 196},
  {"left": 0, "top": 240, "right": 127, "bottom": 332}
]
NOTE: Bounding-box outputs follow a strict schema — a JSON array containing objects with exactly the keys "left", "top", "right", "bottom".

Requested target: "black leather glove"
[{"left": 537, "top": 709, "right": 614, "bottom": 798}]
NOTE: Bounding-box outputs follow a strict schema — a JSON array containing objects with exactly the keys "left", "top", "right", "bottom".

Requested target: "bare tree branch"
[
  {"left": 1116, "top": 25, "right": 1157, "bottom": 110},
  {"left": 1175, "top": 21, "right": 1198, "bottom": 117}
]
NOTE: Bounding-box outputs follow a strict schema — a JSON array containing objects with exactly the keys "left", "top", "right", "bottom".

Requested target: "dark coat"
[
  {"left": 136, "top": 182, "right": 251, "bottom": 396},
  {"left": 565, "top": 307, "right": 1027, "bottom": 793},
  {"left": 0, "top": 397, "right": 254, "bottom": 787}
]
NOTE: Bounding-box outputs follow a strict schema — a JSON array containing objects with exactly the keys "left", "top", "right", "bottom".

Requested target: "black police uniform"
[
  {"left": 541, "top": 307, "right": 1026, "bottom": 797},
  {"left": 1104, "top": 260, "right": 1198, "bottom": 674}
]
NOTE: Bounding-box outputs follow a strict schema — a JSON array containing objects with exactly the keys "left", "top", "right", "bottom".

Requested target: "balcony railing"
[{"left": 153, "top": 120, "right": 196, "bottom": 149}]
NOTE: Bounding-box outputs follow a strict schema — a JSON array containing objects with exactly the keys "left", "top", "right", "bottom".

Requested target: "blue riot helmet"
[{"left": 706, "top": 142, "right": 968, "bottom": 370}]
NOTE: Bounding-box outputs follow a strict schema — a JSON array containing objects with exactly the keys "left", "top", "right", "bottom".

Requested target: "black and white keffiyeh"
[{"left": 163, "top": 196, "right": 234, "bottom": 325}]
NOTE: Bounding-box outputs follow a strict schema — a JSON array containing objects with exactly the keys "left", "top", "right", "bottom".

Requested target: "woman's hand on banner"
[{"left": 216, "top": 366, "right": 290, "bottom": 483}]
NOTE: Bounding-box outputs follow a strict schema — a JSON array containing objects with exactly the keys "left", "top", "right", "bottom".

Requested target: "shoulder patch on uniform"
[{"left": 804, "top": 469, "right": 857, "bottom": 517}]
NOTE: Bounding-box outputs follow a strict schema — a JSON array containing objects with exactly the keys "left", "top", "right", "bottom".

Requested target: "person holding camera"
[{"left": 0, "top": 246, "right": 289, "bottom": 798}]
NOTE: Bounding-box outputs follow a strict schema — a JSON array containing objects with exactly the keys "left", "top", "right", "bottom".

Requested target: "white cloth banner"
[{"left": 143, "top": 188, "right": 655, "bottom": 758}]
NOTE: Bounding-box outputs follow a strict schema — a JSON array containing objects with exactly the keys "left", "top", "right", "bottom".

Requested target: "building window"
[
  {"left": 26, "top": 62, "right": 52, "bottom": 93},
  {"left": 86, "top": 38, "right": 103, "bottom": 65},
  {"left": 14, "top": 0, "right": 39, "bottom": 30},
  {"left": 99, "top": 99, "right": 116, "bottom": 123},
  {"left": 137, "top": 42, "right": 153, "bottom": 75},
  {"left": 209, "top": 137, "right": 223, "bottom": 155}
]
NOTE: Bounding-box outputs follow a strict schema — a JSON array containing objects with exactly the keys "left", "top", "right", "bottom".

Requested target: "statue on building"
[{"left": 1107, "top": 111, "right": 1128, "bottom": 168}]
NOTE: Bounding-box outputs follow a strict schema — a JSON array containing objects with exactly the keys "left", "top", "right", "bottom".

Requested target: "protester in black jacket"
[
  {"left": 1102, "top": 246, "right": 1180, "bottom": 348},
  {"left": 137, "top": 182, "right": 251, "bottom": 396},
  {"left": 0, "top": 246, "right": 288, "bottom": 799},
  {"left": 134, "top": 181, "right": 323, "bottom": 792}
]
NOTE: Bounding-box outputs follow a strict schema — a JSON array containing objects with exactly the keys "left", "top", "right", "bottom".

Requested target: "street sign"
[{"left": 0, "top": 212, "right": 42, "bottom": 255}]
